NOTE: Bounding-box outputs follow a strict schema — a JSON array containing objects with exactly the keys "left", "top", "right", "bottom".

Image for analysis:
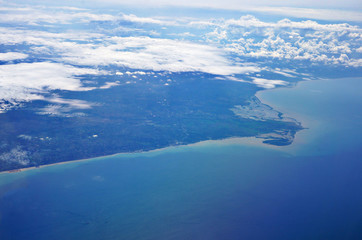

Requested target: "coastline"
[
  {"left": 256, "top": 76, "right": 362, "bottom": 123},
  {"left": 255, "top": 83, "right": 312, "bottom": 149},
  {"left": 256, "top": 82, "right": 309, "bottom": 125},
  {"left": 256, "top": 79, "right": 327, "bottom": 153},
  {"left": 0, "top": 150, "right": 135, "bottom": 176},
  {"left": 6, "top": 77, "right": 357, "bottom": 176},
  {"left": 256, "top": 76, "right": 362, "bottom": 153},
  {"left": 0, "top": 135, "right": 285, "bottom": 176}
]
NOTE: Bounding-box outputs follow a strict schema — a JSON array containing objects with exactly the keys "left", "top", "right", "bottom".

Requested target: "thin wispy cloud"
[{"left": 86, "top": 0, "right": 362, "bottom": 22}]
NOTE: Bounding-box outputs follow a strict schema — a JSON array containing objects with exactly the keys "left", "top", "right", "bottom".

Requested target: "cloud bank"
[
  {"left": 0, "top": 4, "right": 361, "bottom": 113},
  {"left": 0, "top": 62, "right": 102, "bottom": 112}
]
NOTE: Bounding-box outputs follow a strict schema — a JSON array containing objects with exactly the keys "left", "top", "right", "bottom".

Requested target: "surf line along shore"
[{"left": 0, "top": 132, "right": 288, "bottom": 176}]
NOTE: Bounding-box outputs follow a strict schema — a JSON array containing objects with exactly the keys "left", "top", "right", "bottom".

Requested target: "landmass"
[{"left": 0, "top": 72, "right": 303, "bottom": 172}]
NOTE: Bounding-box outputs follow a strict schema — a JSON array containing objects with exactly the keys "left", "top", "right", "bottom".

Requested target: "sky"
[
  {"left": 93, "top": 0, "right": 362, "bottom": 11},
  {"left": 6, "top": 0, "right": 362, "bottom": 9},
  {"left": 3, "top": 0, "right": 362, "bottom": 21}
]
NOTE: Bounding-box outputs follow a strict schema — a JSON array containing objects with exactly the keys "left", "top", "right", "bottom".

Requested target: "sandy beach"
[{"left": 0, "top": 135, "right": 284, "bottom": 175}]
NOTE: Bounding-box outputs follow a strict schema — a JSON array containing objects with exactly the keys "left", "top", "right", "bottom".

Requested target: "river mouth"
[{"left": 257, "top": 77, "right": 362, "bottom": 155}]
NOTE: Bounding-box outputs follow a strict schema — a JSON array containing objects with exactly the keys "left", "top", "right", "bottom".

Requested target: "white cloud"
[
  {"left": 215, "top": 16, "right": 362, "bottom": 66},
  {"left": 1, "top": 7, "right": 360, "bottom": 69},
  {"left": 0, "top": 62, "right": 103, "bottom": 112},
  {"left": 0, "top": 6, "right": 118, "bottom": 25},
  {"left": 271, "top": 69, "right": 296, "bottom": 78},
  {"left": 0, "top": 62, "right": 99, "bottom": 93},
  {"left": 224, "top": 15, "right": 360, "bottom": 32},
  {"left": 0, "top": 24, "right": 259, "bottom": 76},
  {"left": 36, "top": 104, "right": 88, "bottom": 117},
  {"left": 119, "top": 14, "right": 177, "bottom": 25},
  {"left": 252, "top": 78, "right": 287, "bottom": 88},
  {"left": 47, "top": 97, "right": 96, "bottom": 109},
  {"left": 18, "top": 134, "right": 32, "bottom": 140},
  {"left": 58, "top": 36, "right": 260, "bottom": 75},
  {"left": 99, "top": 81, "right": 120, "bottom": 89},
  {"left": 0, "top": 27, "right": 104, "bottom": 46},
  {"left": 0, "top": 52, "right": 28, "bottom": 61},
  {"left": 0, "top": 147, "right": 29, "bottom": 166},
  {"left": 169, "top": 32, "right": 196, "bottom": 37},
  {"left": 214, "top": 76, "right": 247, "bottom": 82},
  {"left": 36, "top": 96, "right": 98, "bottom": 117},
  {"left": 0, "top": 6, "right": 360, "bottom": 116},
  {"left": 0, "top": 6, "right": 178, "bottom": 27}
]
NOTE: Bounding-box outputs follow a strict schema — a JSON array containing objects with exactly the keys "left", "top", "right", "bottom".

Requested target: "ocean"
[{"left": 1, "top": 78, "right": 361, "bottom": 240}]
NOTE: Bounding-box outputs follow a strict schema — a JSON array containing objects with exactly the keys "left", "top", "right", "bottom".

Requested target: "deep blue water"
[{"left": 0, "top": 78, "right": 362, "bottom": 240}]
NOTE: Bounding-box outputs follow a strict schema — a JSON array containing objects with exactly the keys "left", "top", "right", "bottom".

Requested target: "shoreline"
[
  {"left": 0, "top": 150, "right": 141, "bottom": 176},
  {"left": 255, "top": 79, "right": 321, "bottom": 152},
  {"left": 256, "top": 76, "right": 362, "bottom": 152},
  {"left": 6, "top": 77, "right": 356, "bottom": 176},
  {"left": 0, "top": 135, "right": 284, "bottom": 176}
]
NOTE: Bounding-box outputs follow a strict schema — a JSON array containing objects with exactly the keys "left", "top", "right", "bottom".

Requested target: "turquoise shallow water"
[{"left": 0, "top": 78, "right": 362, "bottom": 240}]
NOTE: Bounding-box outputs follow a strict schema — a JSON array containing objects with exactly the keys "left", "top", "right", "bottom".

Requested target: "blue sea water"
[{"left": 1, "top": 78, "right": 362, "bottom": 240}]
